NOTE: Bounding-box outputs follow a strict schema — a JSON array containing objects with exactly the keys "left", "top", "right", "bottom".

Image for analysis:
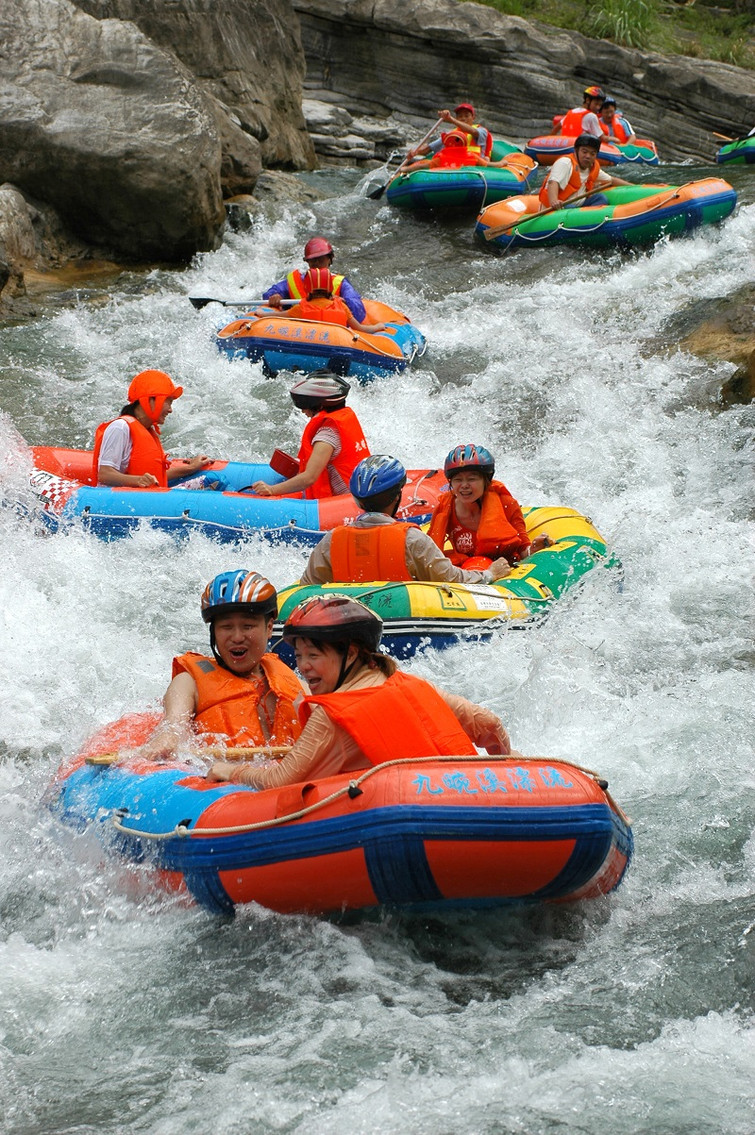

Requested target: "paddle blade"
[
  {"left": 367, "top": 182, "right": 387, "bottom": 200},
  {"left": 189, "top": 297, "right": 212, "bottom": 309}
]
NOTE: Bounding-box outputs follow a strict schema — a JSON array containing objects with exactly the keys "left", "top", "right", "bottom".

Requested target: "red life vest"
[
  {"left": 329, "top": 522, "right": 417, "bottom": 582},
  {"left": 172, "top": 651, "right": 303, "bottom": 747},
  {"left": 298, "top": 407, "right": 370, "bottom": 500},
  {"left": 91, "top": 415, "right": 169, "bottom": 487},
  {"left": 539, "top": 153, "right": 602, "bottom": 207},
  {"left": 560, "top": 107, "right": 591, "bottom": 136},
  {"left": 287, "top": 269, "right": 345, "bottom": 300},
  {"left": 287, "top": 296, "right": 350, "bottom": 326},
  {"left": 301, "top": 670, "right": 477, "bottom": 766},
  {"left": 428, "top": 481, "right": 529, "bottom": 564},
  {"left": 603, "top": 116, "right": 631, "bottom": 144}
]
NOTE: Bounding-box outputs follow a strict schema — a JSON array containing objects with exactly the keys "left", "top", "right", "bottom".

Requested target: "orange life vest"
[
  {"left": 601, "top": 117, "right": 631, "bottom": 144},
  {"left": 287, "top": 269, "right": 345, "bottom": 300},
  {"left": 539, "top": 153, "right": 602, "bottom": 207},
  {"left": 560, "top": 107, "right": 592, "bottom": 136},
  {"left": 298, "top": 407, "right": 370, "bottom": 500},
  {"left": 172, "top": 651, "right": 303, "bottom": 747},
  {"left": 301, "top": 670, "right": 477, "bottom": 766},
  {"left": 428, "top": 480, "right": 529, "bottom": 564},
  {"left": 91, "top": 415, "right": 169, "bottom": 487},
  {"left": 287, "top": 295, "right": 350, "bottom": 326},
  {"left": 329, "top": 522, "right": 417, "bottom": 582}
]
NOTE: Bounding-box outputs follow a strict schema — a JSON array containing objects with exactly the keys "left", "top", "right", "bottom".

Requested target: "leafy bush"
[{"left": 585, "top": 0, "right": 658, "bottom": 49}]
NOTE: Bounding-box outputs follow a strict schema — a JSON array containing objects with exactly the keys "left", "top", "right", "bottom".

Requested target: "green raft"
[{"left": 272, "top": 506, "right": 617, "bottom": 659}]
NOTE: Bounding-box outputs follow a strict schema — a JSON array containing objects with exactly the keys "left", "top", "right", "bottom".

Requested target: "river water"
[{"left": 0, "top": 160, "right": 753, "bottom": 1134}]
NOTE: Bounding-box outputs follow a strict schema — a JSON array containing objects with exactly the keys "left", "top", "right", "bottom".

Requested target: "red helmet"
[
  {"left": 583, "top": 85, "right": 605, "bottom": 101},
  {"left": 304, "top": 267, "right": 334, "bottom": 297},
  {"left": 455, "top": 103, "right": 475, "bottom": 116},
  {"left": 303, "top": 237, "right": 334, "bottom": 261},
  {"left": 127, "top": 369, "right": 183, "bottom": 424},
  {"left": 282, "top": 595, "right": 382, "bottom": 652}
]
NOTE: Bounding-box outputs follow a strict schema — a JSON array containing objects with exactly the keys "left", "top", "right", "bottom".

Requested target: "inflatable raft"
[
  {"left": 386, "top": 142, "right": 538, "bottom": 211},
  {"left": 215, "top": 299, "right": 426, "bottom": 383},
  {"left": 524, "top": 134, "right": 659, "bottom": 167},
  {"left": 48, "top": 713, "right": 633, "bottom": 917},
  {"left": 476, "top": 179, "right": 737, "bottom": 252},
  {"left": 28, "top": 447, "right": 446, "bottom": 544},
  {"left": 715, "top": 135, "right": 755, "bottom": 166},
  {"left": 273, "top": 507, "right": 613, "bottom": 659}
]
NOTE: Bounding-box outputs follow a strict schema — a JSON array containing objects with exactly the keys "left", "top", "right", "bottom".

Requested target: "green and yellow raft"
[{"left": 272, "top": 507, "right": 616, "bottom": 659}]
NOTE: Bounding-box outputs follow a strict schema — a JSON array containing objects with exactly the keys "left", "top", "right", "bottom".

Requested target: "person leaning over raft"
[
  {"left": 251, "top": 371, "right": 370, "bottom": 500},
  {"left": 262, "top": 236, "right": 367, "bottom": 322},
  {"left": 300, "top": 454, "right": 513, "bottom": 585},
  {"left": 137, "top": 570, "right": 305, "bottom": 762},
  {"left": 405, "top": 103, "right": 492, "bottom": 163},
  {"left": 540, "top": 134, "right": 630, "bottom": 210},
  {"left": 93, "top": 369, "right": 212, "bottom": 488},
  {"left": 428, "top": 445, "right": 551, "bottom": 569},
  {"left": 271, "top": 268, "right": 385, "bottom": 333},
  {"left": 207, "top": 595, "right": 513, "bottom": 789}
]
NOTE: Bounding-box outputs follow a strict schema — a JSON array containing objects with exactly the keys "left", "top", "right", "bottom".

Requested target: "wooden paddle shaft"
[{"left": 86, "top": 744, "right": 290, "bottom": 766}]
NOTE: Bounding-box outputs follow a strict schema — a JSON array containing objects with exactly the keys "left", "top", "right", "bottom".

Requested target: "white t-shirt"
[
  {"left": 97, "top": 418, "right": 133, "bottom": 480},
  {"left": 578, "top": 111, "right": 603, "bottom": 138},
  {"left": 548, "top": 155, "right": 612, "bottom": 201}
]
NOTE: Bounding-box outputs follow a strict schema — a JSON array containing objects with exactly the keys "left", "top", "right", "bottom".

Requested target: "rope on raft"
[{"left": 110, "top": 752, "right": 629, "bottom": 841}]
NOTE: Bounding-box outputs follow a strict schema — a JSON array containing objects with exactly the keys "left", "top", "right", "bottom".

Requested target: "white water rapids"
[{"left": 0, "top": 161, "right": 753, "bottom": 1134}]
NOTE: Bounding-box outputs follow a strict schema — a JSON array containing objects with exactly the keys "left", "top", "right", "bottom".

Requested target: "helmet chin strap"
[{"left": 334, "top": 647, "right": 359, "bottom": 690}]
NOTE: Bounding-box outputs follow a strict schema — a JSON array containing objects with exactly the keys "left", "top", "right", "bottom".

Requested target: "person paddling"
[
  {"left": 207, "top": 595, "right": 513, "bottom": 789},
  {"left": 262, "top": 237, "right": 367, "bottom": 322},
  {"left": 406, "top": 104, "right": 492, "bottom": 164},
  {"left": 93, "top": 369, "right": 211, "bottom": 488},
  {"left": 268, "top": 268, "right": 385, "bottom": 333}
]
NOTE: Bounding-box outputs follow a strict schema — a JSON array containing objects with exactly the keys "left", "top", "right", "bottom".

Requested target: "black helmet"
[
  {"left": 289, "top": 370, "right": 350, "bottom": 411},
  {"left": 574, "top": 133, "right": 601, "bottom": 152}
]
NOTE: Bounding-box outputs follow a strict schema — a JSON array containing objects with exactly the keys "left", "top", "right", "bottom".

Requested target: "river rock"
[
  {"left": 0, "top": 0, "right": 226, "bottom": 262},
  {"left": 292, "top": 0, "right": 755, "bottom": 163}
]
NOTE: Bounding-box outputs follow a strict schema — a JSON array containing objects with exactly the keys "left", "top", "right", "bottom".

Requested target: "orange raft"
[{"left": 48, "top": 713, "right": 633, "bottom": 917}]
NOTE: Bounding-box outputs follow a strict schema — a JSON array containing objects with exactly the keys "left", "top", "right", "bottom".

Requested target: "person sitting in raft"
[
  {"left": 262, "top": 236, "right": 367, "bottom": 323},
  {"left": 599, "top": 97, "right": 637, "bottom": 146},
  {"left": 268, "top": 268, "right": 385, "bottom": 333},
  {"left": 93, "top": 369, "right": 212, "bottom": 488},
  {"left": 540, "top": 133, "right": 631, "bottom": 210},
  {"left": 406, "top": 103, "right": 493, "bottom": 164},
  {"left": 428, "top": 444, "right": 552, "bottom": 571},
  {"left": 251, "top": 371, "right": 370, "bottom": 500},
  {"left": 300, "top": 454, "right": 513, "bottom": 586},
  {"left": 137, "top": 570, "right": 306, "bottom": 762},
  {"left": 559, "top": 85, "right": 606, "bottom": 138},
  {"left": 206, "top": 595, "right": 514, "bottom": 789}
]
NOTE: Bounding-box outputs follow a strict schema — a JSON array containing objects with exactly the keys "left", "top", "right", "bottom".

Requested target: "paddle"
[
  {"left": 87, "top": 744, "right": 291, "bottom": 766},
  {"left": 367, "top": 120, "right": 443, "bottom": 199},
  {"left": 189, "top": 297, "right": 299, "bottom": 311},
  {"left": 713, "top": 132, "right": 734, "bottom": 142},
  {"left": 483, "top": 189, "right": 594, "bottom": 241}
]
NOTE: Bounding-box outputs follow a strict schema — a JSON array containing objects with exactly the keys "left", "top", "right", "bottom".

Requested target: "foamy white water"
[{"left": 0, "top": 163, "right": 753, "bottom": 1134}]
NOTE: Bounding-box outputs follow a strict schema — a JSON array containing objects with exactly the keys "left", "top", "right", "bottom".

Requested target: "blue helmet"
[
  {"left": 444, "top": 444, "right": 495, "bottom": 480},
  {"left": 350, "top": 455, "right": 406, "bottom": 502},
  {"left": 201, "top": 570, "right": 278, "bottom": 623}
]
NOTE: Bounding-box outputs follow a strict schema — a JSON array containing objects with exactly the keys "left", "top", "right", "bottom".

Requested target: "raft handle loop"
[{"left": 110, "top": 753, "right": 628, "bottom": 840}]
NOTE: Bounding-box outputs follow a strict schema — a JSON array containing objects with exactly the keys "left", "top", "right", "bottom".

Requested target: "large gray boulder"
[
  {"left": 292, "top": 0, "right": 755, "bottom": 162},
  {"left": 0, "top": 0, "right": 226, "bottom": 261}
]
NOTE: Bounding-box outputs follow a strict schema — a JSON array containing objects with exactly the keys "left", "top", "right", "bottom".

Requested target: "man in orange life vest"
[
  {"left": 599, "top": 97, "right": 637, "bottom": 145},
  {"left": 560, "top": 85, "right": 606, "bottom": 138},
  {"left": 262, "top": 237, "right": 367, "bottom": 322},
  {"left": 93, "top": 369, "right": 212, "bottom": 488},
  {"left": 137, "top": 570, "right": 305, "bottom": 762},
  {"left": 280, "top": 268, "right": 385, "bottom": 333},
  {"left": 406, "top": 103, "right": 493, "bottom": 164},
  {"left": 540, "top": 133, "right": 630, "bottom": 211},
  {"left": 251, "top": 372, "right": 370, "bottom": 500},
  {"left": 207, "top": 594, "right": 512, "bottom": 790},
  {"left": 299, "top": 454, "right": 513, "bottom": 586}
]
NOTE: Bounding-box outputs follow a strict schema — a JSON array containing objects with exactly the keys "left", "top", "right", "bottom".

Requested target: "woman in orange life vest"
[
  {"left": 274, "top": 268, "right": 385, "bottom": 333},
  {"left": 136, "top": 570, "right": 306, "bottom": 762},
  {"left": 428, "top": 444, "right": 552, "bottom": 571},
  {"left": 93, "top": 369, "right": 212, "bottom": 488},
  {"left": 599, "top": 97, "right": 637, "bottom": 145},
  {"left": 207, "top": 595, "right": 513, "bottom": 789},
  {"left": 540, "top": 133, "right": 630, "bottom": 211},
  {"left": 251, "top": 371, "right": 370, "bottom": 500}
]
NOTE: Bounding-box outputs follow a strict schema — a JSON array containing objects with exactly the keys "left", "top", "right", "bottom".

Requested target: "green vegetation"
[{"left": 466, "top": 0, "right": 754, "bottom": 68}]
